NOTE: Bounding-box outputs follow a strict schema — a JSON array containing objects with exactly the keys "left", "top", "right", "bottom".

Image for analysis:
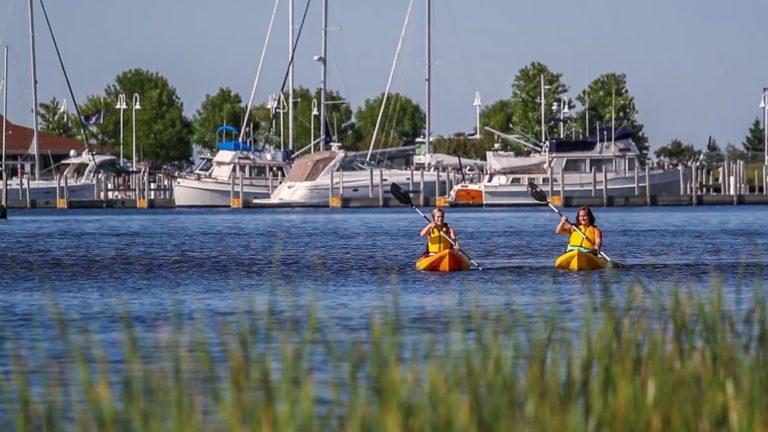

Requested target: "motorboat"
[
  {"left": 6, "top": 150, "right": 126, "bottom": 201},
  {"left": 173, "top": 126, "right": 287, "bottom": 206},
  {"left": 255, "top": 147, "right": 442, "bottom": 206},
  {"left": 449, "top": 129, "right": 681, "bottom": 205}
]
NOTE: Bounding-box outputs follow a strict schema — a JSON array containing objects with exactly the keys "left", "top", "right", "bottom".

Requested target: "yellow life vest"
[
  {"left": 427, "top": 225, "right": 453, "bottom": 253},
  {"left": 567, "top": 225, "right": 597, "bottom": 252}
]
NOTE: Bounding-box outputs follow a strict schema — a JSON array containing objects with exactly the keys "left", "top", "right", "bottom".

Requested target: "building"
[{"left": 0, "top": 114, "right": 110, "bottom": 178}]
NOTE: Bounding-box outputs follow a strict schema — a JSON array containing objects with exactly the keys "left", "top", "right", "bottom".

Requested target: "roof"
[{"left": 0, "top": 114, "right": 109, "bottom": 155}]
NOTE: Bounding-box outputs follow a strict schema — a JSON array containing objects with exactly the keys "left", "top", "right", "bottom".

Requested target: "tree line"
[{"left": 37, "top": 64, "right": 765, "bottom": 167}]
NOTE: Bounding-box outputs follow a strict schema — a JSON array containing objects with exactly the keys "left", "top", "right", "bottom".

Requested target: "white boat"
[
  {"left": 449, "top": 133, "right": 681, "bottom": 205},
  {"left": 173, "top": 126, "right": 287, "bottom": 206},
  {"left": 7, "top": 151, "right": 125, "bottom": 201},
  {"left": 256, "top": 149, "right": 441, "bottom": 206}
]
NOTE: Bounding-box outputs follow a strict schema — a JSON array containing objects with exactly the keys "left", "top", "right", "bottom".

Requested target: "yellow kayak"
[
  {"left": 416, "top": 249, "right": 471, "bottom": 272},
  {"left": 555, "top": 249, "right": 608, "bottom": 271}
]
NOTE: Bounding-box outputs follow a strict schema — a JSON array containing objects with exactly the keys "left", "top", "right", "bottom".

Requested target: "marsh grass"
[{"left": 2, "top": 286, "right": 768, "bottom": 431}]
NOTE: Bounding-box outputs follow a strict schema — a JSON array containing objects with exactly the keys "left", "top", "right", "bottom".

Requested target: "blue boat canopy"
[
  {"left": 217, "top": 141, "right": 261, "bottom": 152},
  {"left": 216, "top": 125, "right": 239, "bottom": 135}
]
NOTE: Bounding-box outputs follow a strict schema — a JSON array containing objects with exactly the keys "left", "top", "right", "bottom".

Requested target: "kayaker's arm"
[
  {"left": 593, "top": 227, "right": 603, "bottom": 250},
  {"left": 555, "top": 216, "right": 571, "bottom": 235},
  {"left": 420, "top": 223, "right": 436, "bottom": 237},
  {"left": 448, "top": 227, "right": 459, "bottom": 248}
]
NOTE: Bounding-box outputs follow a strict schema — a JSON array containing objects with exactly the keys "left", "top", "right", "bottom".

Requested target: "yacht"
[
  {"left": 256, "top": 147, "right": 441, "bottom": 206},
  {"left": 449, "top": 130, "right": 680, "bottom": 205},
  {"left": 7, "top": 150, "right": 125, "bottom": 201},
  {"left": 173, "top": 126, "right": 287, "bottom": 206}
]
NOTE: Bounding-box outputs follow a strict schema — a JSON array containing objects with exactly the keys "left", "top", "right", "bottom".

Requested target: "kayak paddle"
[
  {"left": 390, "top": 183, "right": 483, "bottom": 270},
  {"left": 527, "top": 181, "right": 625, "bottom": 268}
]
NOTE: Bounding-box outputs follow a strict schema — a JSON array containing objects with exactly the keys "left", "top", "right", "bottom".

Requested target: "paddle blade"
[
  {"left": 527, "top": 181, "right": 548, "bottom": 203},
  {"left": 389, "top": 183, "right": 414, "bottom": 206}
]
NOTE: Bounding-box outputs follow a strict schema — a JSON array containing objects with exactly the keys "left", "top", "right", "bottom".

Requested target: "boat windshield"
[
  {"left": 194, "top": 158, "right": 214, "bottom": 174},
  {"left": 338, "top": 157, "right": 377, "bottom": 171}
]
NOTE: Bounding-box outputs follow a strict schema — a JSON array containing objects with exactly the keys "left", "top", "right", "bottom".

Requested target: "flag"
[{"left": 83, "top": 109, "right": 104, "bottom": 125}]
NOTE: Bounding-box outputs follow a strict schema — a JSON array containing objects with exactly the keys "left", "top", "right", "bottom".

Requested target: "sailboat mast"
[
  {"left": 28, "top": 0, "right": 40, "bottom": 180},
  {"left": 3, "top": 46, "right": 7, "bottom": 172},
  {"left": 319, "top": 0, "right": 327, "bottom": 151},
  {"left": 424, "top": 0, "right": 431, "bottom": 155},
  {"left": 288, "top": 0, "right": 294, "bottom": 151}
]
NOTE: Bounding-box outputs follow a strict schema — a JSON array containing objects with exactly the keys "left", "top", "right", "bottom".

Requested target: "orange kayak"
[{"left": 416, "top": 249, "right": 471, "bottom": 272}]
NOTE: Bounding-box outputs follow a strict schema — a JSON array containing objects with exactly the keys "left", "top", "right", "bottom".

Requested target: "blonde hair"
[{"left": 431, "top": 208, "right": 445, "bottom": 217}]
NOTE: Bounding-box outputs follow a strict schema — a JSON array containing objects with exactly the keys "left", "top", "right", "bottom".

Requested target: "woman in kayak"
[
  {"left": 555, "top": 206, "right": 602, "bottom": 254},
  {"left": 419, "top": 208, "right": 457, "bottom": 255}
]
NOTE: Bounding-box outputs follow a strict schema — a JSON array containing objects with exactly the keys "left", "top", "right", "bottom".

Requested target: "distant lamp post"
[
  {"left": 760, "top": 88, "right": 768, "bottom": 167},
  {"left": 472, "top": 91, "right": 482, "bottom": 139},
  {"left": 116, "top": 94, "right": 127, "bottom": 165},
  {"left": 131, "top": 93, "right": 141, "bottom": 169},
  {"left": 311, "top": 98, "right": 319, "bottom": 153},
  {"left": 552, "top": 97, "right": 570, "bottom": 138}
]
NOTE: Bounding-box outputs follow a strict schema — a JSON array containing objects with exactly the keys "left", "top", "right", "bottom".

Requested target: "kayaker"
[
  {"left": 555, "top": 206, "right": 602, "bottom": 254},
  {"left": 419, "top": 208, "right": 457, "bottom": 255}
]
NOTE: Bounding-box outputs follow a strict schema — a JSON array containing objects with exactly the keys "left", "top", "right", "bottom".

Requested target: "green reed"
[{"left": 2, "top": 286, "right": 768, "bottom": 431}]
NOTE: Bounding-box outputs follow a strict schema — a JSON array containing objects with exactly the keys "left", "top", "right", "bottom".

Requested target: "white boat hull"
[
  {"left": 258, "top": 170, "right": 441, "bottom": 206},
  {"left": 6, "top": 181, "right": 97, "bottom": 201},
  {"left": 451, "top": 169, "right": 682, "bottom": 205},
  {"left": 173, "top": 177, "right": 275, "bottom": 207}
]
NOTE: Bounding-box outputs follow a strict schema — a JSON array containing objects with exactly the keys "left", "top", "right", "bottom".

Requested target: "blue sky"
[{"left": 1, "top": 0, "right": 766, "bottom": 152}]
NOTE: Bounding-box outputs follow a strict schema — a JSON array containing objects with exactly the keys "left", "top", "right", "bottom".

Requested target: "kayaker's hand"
[{"left": 560, "top": 216, "right": 569, "bottom": 224}]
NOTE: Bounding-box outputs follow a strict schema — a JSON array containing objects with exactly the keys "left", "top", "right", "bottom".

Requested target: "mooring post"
[
  {"left": 692, "top": 164, "right": 697, "bottom": 206},
  {"left": 239, "top": 169, "right": 244, "bottom": 205},
  {"left": 64, "top": 175, "right": 69, "bottom": 201},
  {"left": 368, "top": 168, "right": 373, "bottom": 198},
  {"left": 409, "top": 167, "right": 414, "bottom": 192},
  {"left": 328, "top": 170, "right": 334, "bottom": 206},
  {"left": 645, "top": 164, "right": 651, "bottom": 206},
  {"left": 339, "top": 170, "right": 344, "bottom": 198},
  {"left": 764, "top": 165, "right": 767, "bottom": 195},
  {"left": 25, "top": 173, "right": 31, "bottom": 208},
  {"left": 548, "top": 164, "right": 554, "bottom": 198},
  {"left": 230, "top": 171, "right": 235, "bottom": 205},
  {"left": 420, "top": 169, "right": 425, "bottom": 207},
  {"left": 602, "top": 168, "right": 608, "bottom": 207},
  {"left": 560, "top": 166, "right": 565, "bottom": 201},
  {"left": 378, "top": 168, "right": 384, "bottom": 207},
  {"left": 444, "top": 168, "right": 450, "bottom": 199},
  {"left": 634, "top": 162, "right": 639, "bottom": 196}
]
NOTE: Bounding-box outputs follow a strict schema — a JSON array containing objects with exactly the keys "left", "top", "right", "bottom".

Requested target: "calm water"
[{"left": 0, "top": 205, "right": 766, "bottom": 345}]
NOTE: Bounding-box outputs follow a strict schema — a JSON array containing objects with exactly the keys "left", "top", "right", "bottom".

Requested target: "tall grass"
[{"left": 2, "top": 286, "right": 768, "bottom": 431}]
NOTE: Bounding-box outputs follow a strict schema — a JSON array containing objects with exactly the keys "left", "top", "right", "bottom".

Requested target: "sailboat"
[
  {"left": 3, "top": 0, "right": 123, "bottom": 202},
  {"left": 263, "top": 0, "right": 482, "bottom": 206}
]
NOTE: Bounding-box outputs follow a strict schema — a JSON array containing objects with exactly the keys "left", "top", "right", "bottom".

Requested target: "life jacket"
[
  {"left": 566, "top": 225, "right": 597, "bottom": 253},
  {"left": 427, "top": 224, "right": 453, "bottom": 253}
]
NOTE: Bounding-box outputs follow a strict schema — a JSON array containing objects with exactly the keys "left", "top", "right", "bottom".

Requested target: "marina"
[{"left": 1, "top": 0, "right": 767, "bottom": 427}]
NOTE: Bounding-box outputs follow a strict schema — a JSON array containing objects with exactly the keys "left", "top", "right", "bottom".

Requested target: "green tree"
[
  {"left": 38, "top": 97, "right": 77, "bottom": 138},
  {"left": 742, "top": 118, "right": 764, "bottom": 160},
  {"left": 83, "top": 69, "right": 192, "bottom": 166},
  {"left": 191, "top": 88, "right": 246, "bottom": 152},
  {"left": 509, "top": 62, "right": 568, "bottom": 145},
  {"left": 433, "top": 135, "right": 494, "bottom": 160},
  {"left": 654, "top": 139, "right": 698, "bottom": 165},
  {"left": 703, "top": 137, "right": 724, "bottom": 167},
  {"left": 574, "top": 73, "right": 650, "bottom": 163},
  {"left": 352, "top": 92, "right": 424, "bottom": 152}
]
